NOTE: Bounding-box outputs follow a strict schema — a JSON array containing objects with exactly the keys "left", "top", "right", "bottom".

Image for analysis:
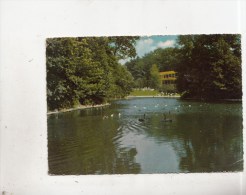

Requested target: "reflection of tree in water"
[
  {"left": 48, "top": 110, "right": 140, "bottom": 175},
  {"left": 175, "top": 113, "right": 243, "bottom": 172},
  {"left": 48, "top": 101, "right": 243, "bottom": 174},
  {"left": 140, "top": 108, "right": 243, "bottom": 172}
]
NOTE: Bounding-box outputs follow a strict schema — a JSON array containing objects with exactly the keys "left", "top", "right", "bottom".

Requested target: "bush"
[{"left": 159, "top": 84, "right": 177, "bottom": 93}]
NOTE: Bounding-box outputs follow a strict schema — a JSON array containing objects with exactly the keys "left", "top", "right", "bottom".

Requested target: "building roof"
[{"left": 159, "top": 71, "right": 176, "bottom": 75}]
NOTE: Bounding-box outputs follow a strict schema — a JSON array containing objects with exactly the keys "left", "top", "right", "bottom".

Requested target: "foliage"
[
  {"left": 125, "top": 47, "right": 179, "bottom": 89},
  {"left": 47, "top": 34, "right": 242, "bottom": 110},
  {"left": 160, "top": 84, "right": 176, "bottom": 93},
  {"left": 46, "top": 37, "right": 138, "bottom": 110},
  {"left": 112, "top": 65, "right": 135, "bottom": 98},
  {"left": 149, "top": 64, "right": 161, "bottom": 89},
  {"left": 176, "top": 34, "right": 242, "bottom": 100},
  {"left": 129, "top": 89, "right": 160, "bottom": 96},
  {"left": 108, "top": 36, "right": 139, "bottom": 60}
]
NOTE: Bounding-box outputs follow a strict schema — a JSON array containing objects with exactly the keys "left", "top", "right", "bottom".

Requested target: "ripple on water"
[{"left": 48, "top": 97, "right": 243, "bottom": 174}]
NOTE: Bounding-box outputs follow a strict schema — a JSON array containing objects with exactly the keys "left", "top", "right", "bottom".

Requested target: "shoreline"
[
  {"left": 126, "top": 96, "right": 241, "bottom": 102},
  {"left": 47, "top": 96, "right": 240, "bottom": 115},
  {"left": 180, "top": 98, "right": 242, "bottom": 102},
  {"left": 127, "top": 95, "right": 180, "bottom": 98},
  {"left": 47, "top": 96, "right": 179, "bottom": 115},
  {"left": 47, "top": 103, "right": 110, "bottom": 115}
]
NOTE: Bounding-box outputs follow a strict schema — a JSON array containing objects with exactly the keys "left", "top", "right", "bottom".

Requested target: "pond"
[{"left": 48, "top": 97, "right": 243, "bottom": 174}]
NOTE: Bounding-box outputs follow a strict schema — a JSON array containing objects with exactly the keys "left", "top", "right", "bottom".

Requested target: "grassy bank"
[
  {"left": 47, "top": 103, "right": 110, "bottom": 115},
  {"left": 129, "top": 89, "right": 180, "bottom": 97},
  {"left": 129, "top": 90, "right": 160, "bottom": 96}
]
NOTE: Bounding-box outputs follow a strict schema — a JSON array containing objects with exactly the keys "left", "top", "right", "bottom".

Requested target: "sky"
[{"left": 119, "top": 35, "right": 178, "bottom": 64}]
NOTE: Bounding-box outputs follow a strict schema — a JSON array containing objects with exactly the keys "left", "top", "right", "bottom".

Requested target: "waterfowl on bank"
[{"left": 138, "top": 114, "right": 146, "bottom": 122}]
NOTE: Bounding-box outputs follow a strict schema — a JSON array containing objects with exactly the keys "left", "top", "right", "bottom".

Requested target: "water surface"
[{"left": 48, "top": 98, "right": 243, "bottom": 174}]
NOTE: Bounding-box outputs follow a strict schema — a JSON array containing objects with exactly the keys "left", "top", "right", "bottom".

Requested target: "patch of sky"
[{"left": 119, "top": 35, "right": 178, "bottom": 65}]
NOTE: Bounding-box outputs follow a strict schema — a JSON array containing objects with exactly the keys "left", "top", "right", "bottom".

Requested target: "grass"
[{"left": 129, "top": 89, "right": 160, "bottom": 96}]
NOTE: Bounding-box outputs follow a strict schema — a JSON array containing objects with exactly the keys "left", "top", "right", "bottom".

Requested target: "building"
[{"left": 159, "top": 71, "right": 177, "bottom": 85}]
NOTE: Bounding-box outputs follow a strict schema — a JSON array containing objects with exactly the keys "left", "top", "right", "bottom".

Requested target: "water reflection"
[
  {"left": 174, "top": 112, "right": 243, "bottom": 172},
  {"left": 48, "top": 108, "right": 140, "bottom": 175},
  {"left": 48, "top": 98, "right": 243, "bottom": 174}
]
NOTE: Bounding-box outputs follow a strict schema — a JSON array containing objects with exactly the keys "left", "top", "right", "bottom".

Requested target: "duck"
[
  {"left": 138, "top": 114, "right": 146, "bottom": 122},
  {"left": 162, "top": 114, "right": 172, "bottom": 122}
]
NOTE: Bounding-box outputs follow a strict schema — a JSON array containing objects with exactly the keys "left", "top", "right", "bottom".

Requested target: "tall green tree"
[
  {"left": 46, "top": 36, "right": 139, "bottom": 110},
  {"left": 108, "top": 36, "right": 139, "bottom": 59},
  {"left": 111, "top": 65, "right": 134, "bottom": 98},
  {"left": 149, "top": 64, "right": 161, "bottom": 89},
  {"left": 176, "top": 34, "right": 241, "bottom": 100}
]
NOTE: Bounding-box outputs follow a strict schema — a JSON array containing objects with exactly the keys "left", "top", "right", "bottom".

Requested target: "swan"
[
  {"left": 138, "top": 114, "right": 146, "bottom": 122},
  {"left": 162, "top": 114, "right": 172, "bottom": 122}
]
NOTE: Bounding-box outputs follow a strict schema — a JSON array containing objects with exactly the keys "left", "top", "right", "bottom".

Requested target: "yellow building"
[{"left": 159, "top": 71, "right": 177, "bottom": 85}]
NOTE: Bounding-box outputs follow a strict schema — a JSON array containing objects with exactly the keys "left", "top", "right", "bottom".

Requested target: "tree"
[
  {"left": 176, "top": 34, "right": 241, "bottom": 100},
  {"left": 149, "top": 64, "right": 161, "bottom": 89},
  {"left": 108, "top": 36, "right": 139, "bottom": 60},
  {"left": 46, "top": 36, "right": 139, "bottom": 110},
  {"left": 113, "top": 65, "right": 134, "bottom": 97},
  {"left": 125, "top": 47, "right": 179, "bottom": 88},
  {"left": 46, "top": 38, "right": 90, "bottom": 109},
  {"left": 149, "top": 47, "right": 180, "bottom": 71}
]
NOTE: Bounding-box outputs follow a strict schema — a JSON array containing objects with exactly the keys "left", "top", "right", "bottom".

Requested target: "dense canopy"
[
  {"left": 125, "top": 34, "right": 241, "bottom": 100},
  {"left": 176, "top": 34, "right": 241, "bottom": 100},
  {"left": 46, "top": 36, "right": 139, "bottom": 110},
  {"left": 47, "top": 34, "right": 242, "bottom": 111}
]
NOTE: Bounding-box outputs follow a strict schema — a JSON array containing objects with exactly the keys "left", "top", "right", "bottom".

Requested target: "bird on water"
[
  {"left": 162, "top": 113, "right": 172, "bottom": 122},
  {"left": 138, "top": 114, "right": 146, "bottom": 122}
]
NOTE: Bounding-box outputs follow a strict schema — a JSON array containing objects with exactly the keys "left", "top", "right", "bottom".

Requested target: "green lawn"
[{"left": 129, "top": 90, "right": 160, "bottom": 96}]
